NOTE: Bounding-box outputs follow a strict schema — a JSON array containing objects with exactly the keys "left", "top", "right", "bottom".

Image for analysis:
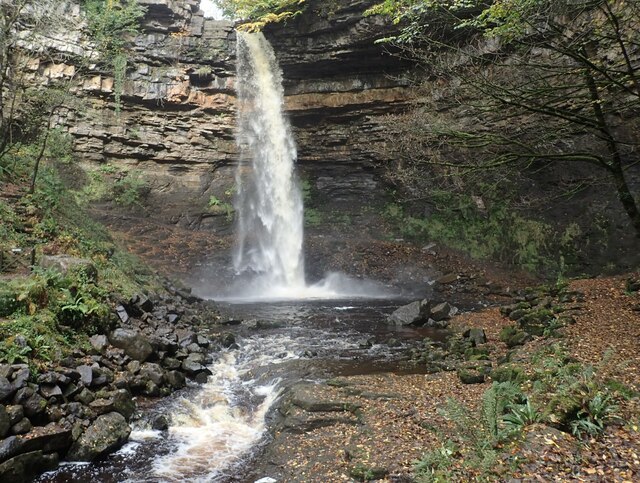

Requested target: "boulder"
[
  {"left": 76, "top": 365, "right": 93, "bottom": 386},
  {"left": 89, "top": 335, "right": 109, "bottom": 353},
  {"left": 11, "top": 418, "right": 32, "bottom": 435},
  {"left": 430, "top": 302, "right": 455, "bottom": 321},
  {"left": 17, "top": 424, "right": 72, "bottom": 454},
  {"left": 67, "top": 412, "right": 131, "bottom": 461},
  {"left": 139, "top": 363, "right": 165, "bottom": 386},
  {"left": 0, "top": 406, "right": 10, "bottom": 438},
  {"left": 109, "top": 329, "right": 153, "bottom": 362},
  {"left": 0, "top": 377, "right": 14, "bottom": 403},
  {"left": 387, "top": 300, "right": 430, "bottom": 326},
  {"left": 0, "top": 451, "right": 58, "bottom": 483}
]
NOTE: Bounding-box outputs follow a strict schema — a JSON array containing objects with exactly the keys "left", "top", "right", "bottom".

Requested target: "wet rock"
[
  {"left": 151, "top": 414, "right": 169, "bottom": 431},
  {"left": 0, "top": 450, "right": 58, "bottom": 483},
  {"left": 62, "top": 383, "right": 80, "bottom": 399},
  {"left": 112, "top": 389, "right": 136, "bottom": 421},
  {"left": 387, "top": 299, "right": 431, "bottom": 326},
  {"left": 11, "top": 418, "right": 31, "bottom": 435},
  {"left": 89, "top": 399, "right": 116, "bottom": 416},
  {"left": 139, "top": 363, "right": 165, "bottom": 386},
  {"left": 17, "top": 424, "right": 73, "bottom": 454},
  {"left": 115, "top": 305, "right": 129, "bottom": 324},
  {"left": 0, "top": 406, "right": 10, "bottom": 438},
  {"left": 109, "top": 329, "right": 153, "bottom": 362},
  {"left": 11, "top": 367, "right": 30, "bottom": 391},
  {"left": 74, "top": 388, "right": 95, "bottom": 406},
  {"left": 46, "top": 405, "right": 65, "bottom": 423},
  {"left": 23, "top": 393, "right": 47, "bottom": 418},
  {"left": 165, "top": 370, "right": 186, "bottom": 390},
  {"left": 5, "top": 406, "right": 23, "bottom": 426},
  {"left": 67, "top": 412, "right": 131, "bottom": 461},
  {"left": 0, "top": 435, "right": 20, "bottom": 462},
  {"left": 13, "top": 387, "right": 34, "bottom": 405},
  {"left": 0, "top": 377, "right": 15, "bottom": 402},
  {"left": 161, "top": 357, "right": 181, "bottom": 371}
]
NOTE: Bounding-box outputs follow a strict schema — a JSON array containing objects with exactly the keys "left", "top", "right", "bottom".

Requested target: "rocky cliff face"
[{"left": 34, "top": 0, "right": 413, "bottom": 238}]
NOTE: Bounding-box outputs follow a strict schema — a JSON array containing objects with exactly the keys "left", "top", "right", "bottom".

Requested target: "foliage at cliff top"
[{"left": 213, "top": 0, "right": 306, "bottom": 31}]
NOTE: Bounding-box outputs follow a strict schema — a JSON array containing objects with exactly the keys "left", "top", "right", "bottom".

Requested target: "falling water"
[{"left": 233, "top": 32, "right": 305, "bottom": 294}]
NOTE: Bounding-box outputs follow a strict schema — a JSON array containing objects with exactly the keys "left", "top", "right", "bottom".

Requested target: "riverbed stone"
[
  {"left": 165, "top": 370, "right": 186, "bottom": 389},
  {"left": 109, "top": 329, "right": 153, "bottom": 362},
  {"left": 11, "top": 418, "right": 31, "bottom": 435},
  {"left": 0, "top": 406, "right": 10, "bottom": 438},
  {"left": 67, "top": 412, "right": 131, "bottom": 461},
  {"left": 23, "top": 393, "right": 47, "bottom": 418},
  {"left": 0, "top": 450, "right": 58, "bottom": 483},
  {"left": 387, "top": 300, "right": 431, "bottom": 326},
  {"left": 0, "top": 377, "right": 14, "bottom": 402}
]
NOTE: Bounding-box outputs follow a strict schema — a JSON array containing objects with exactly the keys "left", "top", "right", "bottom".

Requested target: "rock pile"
[{"left": 0, "top": 286, "right": 226, "bottom": 481}]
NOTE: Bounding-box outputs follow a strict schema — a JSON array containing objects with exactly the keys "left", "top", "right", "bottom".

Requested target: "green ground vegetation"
[{"left": 0, "top": 136, "right": 159, "bottom": 372}]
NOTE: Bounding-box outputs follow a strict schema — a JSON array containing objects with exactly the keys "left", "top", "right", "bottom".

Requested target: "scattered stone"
[
  {"left": 436, "top": 273, "right": 459, "bottom": 284},
  {"left": 75, "top": 388, "right": 95, "bottom": 406},
  {"left": 89, "top": 335, "right": 109, "bottom": 353},
  {"left": 165, "top": 371, "right": 186, "bottom": 390},
  {"left": 109, "top": 329, "right": 153, "bottom": 362},
  {"left": 23, "top": 393, "right": 47, "bottom": 418},
  {"left": 0, "top": 451, "right": 58, "bottom": 483},
  {"left": 115, "top": 305, "right": 129, "bottom": 324},
  {"left": 67, "top": 412, "right": 131, "bottom": 461},
  {"left": 151, "top": 414, "right": 169, "bottom": 431},
  {"left": 388, "top": 300, "right": 431, "bottom": 326},
  {"left": 11, "top": 418, "right": 31, "bottom": 435},
  {"left": 0, "top": 377, "right": 15, "bottom": 402},
  {"left": 5, "top": 406, "right": 23, "bottom": 426},
  {"left": 0, "top": 405, "right": 10, "bottom": 438},
  {"left": 76, "top": 365, "right": 93, "bottom": 386}
]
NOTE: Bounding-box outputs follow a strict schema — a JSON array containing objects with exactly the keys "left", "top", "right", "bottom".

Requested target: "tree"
[
  {"left": 368, "top": 0, "right": 640, "bottom": 238},
  {"left": 0, "top": 0, "right": 145, "bottom": 187},
  {"left": 213, "top": 0, "right": 306, "bottom": 31}
]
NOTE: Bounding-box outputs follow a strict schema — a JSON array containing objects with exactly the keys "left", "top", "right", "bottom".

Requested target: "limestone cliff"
[{"left": 31, "top": 0, "right": 412, "bottom": 237}]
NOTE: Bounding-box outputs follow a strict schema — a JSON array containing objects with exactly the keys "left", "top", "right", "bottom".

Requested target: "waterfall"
[{"left": 233, "top": 32, "right": 305, "bottom": 295}]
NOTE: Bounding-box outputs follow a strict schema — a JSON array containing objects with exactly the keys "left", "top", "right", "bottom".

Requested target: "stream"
[{"left": 39, "top": 298, "right": 445, "bottom": 483}]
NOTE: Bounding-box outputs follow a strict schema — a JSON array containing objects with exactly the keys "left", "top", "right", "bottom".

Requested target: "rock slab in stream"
[
  {"left": 387, "top": 300, "right": 431, "bottom": 326},
  {"left": 67, "top": 412, "right": 131, "bottom": 461}
]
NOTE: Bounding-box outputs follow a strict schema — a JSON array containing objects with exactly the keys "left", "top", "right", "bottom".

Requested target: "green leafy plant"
[{"left": 503, "top": 399, "right": 543, "bottom": 431}]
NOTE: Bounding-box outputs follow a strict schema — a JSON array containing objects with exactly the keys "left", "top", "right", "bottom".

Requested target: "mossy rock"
[
  {"left": 464, "top": 347, "right": 490, "bottom": 361},
  {"left": 499, "top": 326, "right": 530, "bottom": 348},
  {"left": 491, "top": 364, "right": 524, "bottom": 383},
  {"left": 349, "top": 463, "right": 388, "bottom": 481},
  {"left": 457, "top": 368, "right": 486, "bottom": 384}
]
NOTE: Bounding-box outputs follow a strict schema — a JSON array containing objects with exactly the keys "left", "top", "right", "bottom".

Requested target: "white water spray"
[{"left": 233, "top": 32, "right": 305, "bottom": 294}]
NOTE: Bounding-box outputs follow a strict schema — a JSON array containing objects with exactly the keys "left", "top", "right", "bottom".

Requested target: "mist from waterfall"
[
  {"left": 216, "top": 32, "right": 391, "bottom": 302},
  {"left": 233, "top": 32, "right": 305, "bottom": 295}
]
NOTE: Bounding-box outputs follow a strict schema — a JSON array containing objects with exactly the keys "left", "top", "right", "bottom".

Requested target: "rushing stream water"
[
  {"left": 39, "top": 33, "right": 439, "bottom": 482},
  {"left": 39, "top": 300, "right": 442, "bottom": 483}
]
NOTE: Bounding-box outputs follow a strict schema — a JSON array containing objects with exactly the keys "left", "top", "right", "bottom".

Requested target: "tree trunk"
[{"left": 610, "top": 163, "right": 640, "bottom": 238}]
